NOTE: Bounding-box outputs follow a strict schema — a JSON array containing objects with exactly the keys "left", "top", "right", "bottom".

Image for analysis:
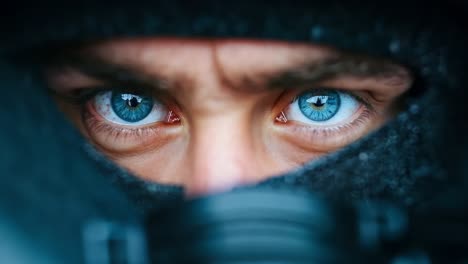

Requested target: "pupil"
[
  {"left": 127, "top": 97, "right": 140, "bottom": 108},
  {"left": 314, "top": 97, "right": 325, "bottom": 107}
]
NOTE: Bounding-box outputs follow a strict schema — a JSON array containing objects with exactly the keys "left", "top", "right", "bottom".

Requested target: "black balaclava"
[{"left": 1, "top": 1, "right": 467, "bottom": 263}]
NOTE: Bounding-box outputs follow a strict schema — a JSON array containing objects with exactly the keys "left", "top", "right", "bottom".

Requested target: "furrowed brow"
[{"left": 46, "top": 48, "right": 409, "bottom": 93}]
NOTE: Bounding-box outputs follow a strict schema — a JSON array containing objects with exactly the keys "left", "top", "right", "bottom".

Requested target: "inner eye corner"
[
  {"left": 166, "top": 110, "right": 181, "bottom": 124},
  {"left": 275, "top": 111, "right": 288, "bottom": 124}
]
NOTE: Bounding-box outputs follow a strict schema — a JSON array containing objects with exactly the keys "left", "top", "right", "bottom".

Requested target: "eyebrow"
[
  {"left": 47, "top": 53, "right": 171, "bottom": 91},
  {"left": 267, "top": 54, "right": 410, "bottom": 90},
  {"left": 46, "top": 49, "right": 410, "bottom": 92}
]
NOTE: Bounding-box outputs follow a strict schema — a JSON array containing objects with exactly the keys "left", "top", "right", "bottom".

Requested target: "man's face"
[{"left": 46, "top": 38, "right": 411, "bottom": 195}]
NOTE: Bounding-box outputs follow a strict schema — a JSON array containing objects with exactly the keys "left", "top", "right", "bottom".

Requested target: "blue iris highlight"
[
  {"left": 298, "top": 90, "right": 341, "bottom": 121},
  {"left": 111, "top": 92, "right": 154, "bottom": 122}
]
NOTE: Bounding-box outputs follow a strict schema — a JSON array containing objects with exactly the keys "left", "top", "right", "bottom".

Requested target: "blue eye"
[
  {"left": 111, "top": 92, "right": 154, "bottom": 122},
  {"left": 94, "top": 91, "right": 169, "bottom": 126},
  {"left": 284, "top": 89, "right": 360, "bottom": 126},
  {"left": 298, "top": 90, "right": 340, "bottom": 121}
]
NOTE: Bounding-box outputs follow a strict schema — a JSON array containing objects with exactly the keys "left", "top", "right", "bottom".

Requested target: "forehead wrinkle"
[
  {"left": 210, "top": 40, "right": 261, "bottom": 93},
  {"left": 49, "top": 39, "right": 410, "bottom": 96},
  {"left": 211, "top": 39, "right": 336, "bottom": 93},
  {"left": 211, "top": 44, "right": 267, "bottom": 93}
]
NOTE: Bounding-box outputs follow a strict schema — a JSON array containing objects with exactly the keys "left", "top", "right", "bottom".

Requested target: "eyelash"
[
  {"left": 274, "top": 89, "right": 377, "bottom": 145},
  {"left": 59, "top": 86, "right": 177, "bottom": 142},
  {"left": 59, "top": 85, "right": 377, "bottom": 150},
  {"left": 83, "top": 107, "right": 164, "bottom": 142},
  {"left": 285, "top": 107, "right": 373, "bottom": 135}
]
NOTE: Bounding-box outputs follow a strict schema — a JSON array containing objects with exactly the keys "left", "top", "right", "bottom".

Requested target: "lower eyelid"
[
  {"left": 273, "top": 108, "right": 377, "bottom": 152},
  {"left": 83, "top": 106, "right": 157, "bottom": 140},
  {"left": 81, "top": 101, "right": 181, "bottom": 154}
]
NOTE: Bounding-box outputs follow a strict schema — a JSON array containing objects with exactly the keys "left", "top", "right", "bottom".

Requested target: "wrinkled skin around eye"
[{"left": 46, "top": 38, "right": 412, "bottom": 195}]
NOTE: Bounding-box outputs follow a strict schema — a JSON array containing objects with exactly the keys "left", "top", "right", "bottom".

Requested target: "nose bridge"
[{"left": 185, "top": 113, "right": 256, "bottom": 196}]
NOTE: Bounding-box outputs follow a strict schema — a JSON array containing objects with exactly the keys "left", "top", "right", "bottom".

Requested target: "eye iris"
[
  {"left": 111, "top": 92, "right": 154, "bottom": 122},
  {"left": 298, "top": 90, "right": 341, "bottom": 121}
]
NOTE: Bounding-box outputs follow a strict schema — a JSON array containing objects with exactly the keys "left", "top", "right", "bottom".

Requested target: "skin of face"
[{"left": 46, "top": 38, "right": 412, "bottom": 196}]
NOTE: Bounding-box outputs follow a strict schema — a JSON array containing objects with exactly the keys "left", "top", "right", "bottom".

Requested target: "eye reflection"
[
  {"left": 112, "top": 92, "right": 154, "bottom": 122},
  {"left": 302, "top": 91, "right": 340, "bottom": 121}
]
